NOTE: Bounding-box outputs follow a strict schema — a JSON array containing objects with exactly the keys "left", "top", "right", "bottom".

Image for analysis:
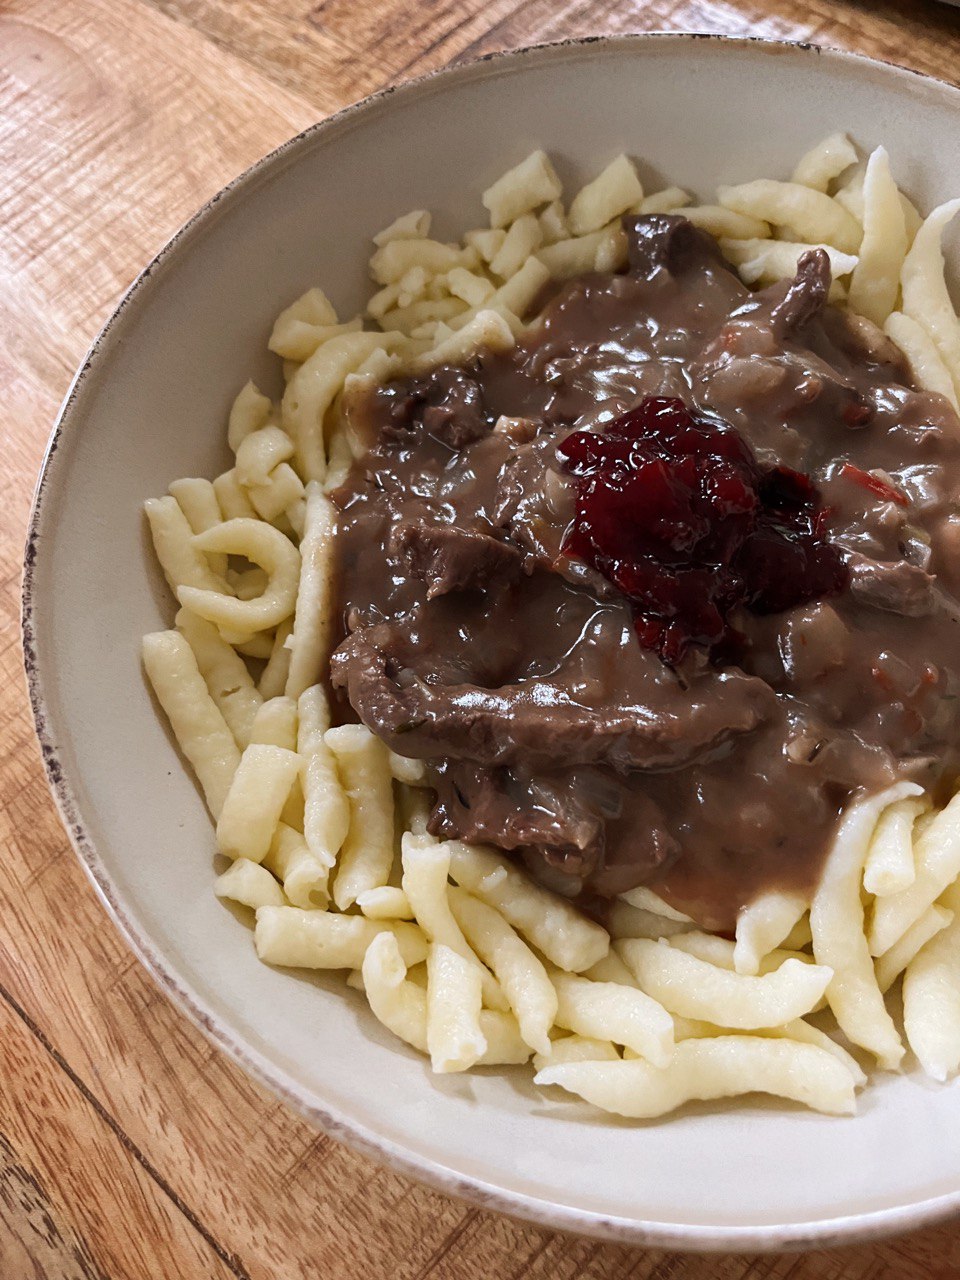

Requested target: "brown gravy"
[{"left": 329, "top": 216, "right": 960, "bottom": 930}]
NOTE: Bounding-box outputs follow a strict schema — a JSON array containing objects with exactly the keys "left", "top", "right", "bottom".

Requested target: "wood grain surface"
[{"left": 5, "top": 1, "right": 960, "bottom": 1276}]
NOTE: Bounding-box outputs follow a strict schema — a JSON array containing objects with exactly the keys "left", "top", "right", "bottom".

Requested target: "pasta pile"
[{"left": 144, "top": 136, "right": 960, "bottom": 1119}]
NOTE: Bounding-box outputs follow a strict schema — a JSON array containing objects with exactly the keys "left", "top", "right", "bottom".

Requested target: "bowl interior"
[{"left": 26, "top": 35, "right": 960, "bottom": 1249}]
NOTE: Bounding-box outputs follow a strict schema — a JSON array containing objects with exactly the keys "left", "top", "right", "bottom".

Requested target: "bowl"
[{"left": 23, "top": 33, "right": 960, "bottom": 1251}]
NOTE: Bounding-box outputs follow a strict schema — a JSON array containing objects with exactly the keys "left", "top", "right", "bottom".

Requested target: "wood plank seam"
[{"left": 0, "top": 978, "right": 253, "bottom": 1280}]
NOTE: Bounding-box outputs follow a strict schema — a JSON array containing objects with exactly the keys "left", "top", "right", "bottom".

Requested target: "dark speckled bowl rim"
[{"left": 21, "top": 31, "right": 960, "bottom": 1253}]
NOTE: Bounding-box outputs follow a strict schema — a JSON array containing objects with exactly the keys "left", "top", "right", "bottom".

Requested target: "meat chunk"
[
  {"left": 427, "top": 761, "right": 680, "bottom": 896},
  {"left": 330, "top": 623, "right": 776, "bottom": 772},
  {"left": 388, "top": 520, "right": 524, "bottom": 599},
  {"left": 492, "top": 441, "right": 573, "bottom": 568},
  {"left": 428, "top": 761, "right": 605, "bottom": 870},
  {"left": 623, "top": 214, "right": 728, "bottom": 279},
  {"left": 848, "top": 553, "right": 936, "bottom": 616},
  {"left": 581, "top": 792, "right": 681, "bottom": 897},
  {"left": 380, "top": 364, "right": 489, "bottom": 449},
  {"left": 769, "top": 248, "right": 831, "bottom": 338}
]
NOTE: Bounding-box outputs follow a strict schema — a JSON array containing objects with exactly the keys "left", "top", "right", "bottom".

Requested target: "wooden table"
[{"left": 5, "top": 1, "right": 960, "bottom": 1276}]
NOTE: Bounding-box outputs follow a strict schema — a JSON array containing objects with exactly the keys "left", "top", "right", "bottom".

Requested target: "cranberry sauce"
[{"left": 558, "top": 396, "right": 849, "bottom": 664}]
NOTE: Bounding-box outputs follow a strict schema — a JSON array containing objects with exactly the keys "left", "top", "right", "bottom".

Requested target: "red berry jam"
[{"left": 557, "top": 396, "right": 849, "bottom": 664}]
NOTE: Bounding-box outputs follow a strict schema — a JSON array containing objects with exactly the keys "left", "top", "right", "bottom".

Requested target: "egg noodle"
[{"left": 144, "top": 136, "right": 960, "bottom": 1119}]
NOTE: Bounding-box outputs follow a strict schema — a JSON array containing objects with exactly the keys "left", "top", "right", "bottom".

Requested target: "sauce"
[{"left": 329, "top": 216, "right": 960, "bottom": 930}]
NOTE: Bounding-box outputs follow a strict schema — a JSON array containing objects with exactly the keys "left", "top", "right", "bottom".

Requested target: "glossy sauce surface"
[{"left": 330, "top": 217, "right": 960, "bottom": 929}]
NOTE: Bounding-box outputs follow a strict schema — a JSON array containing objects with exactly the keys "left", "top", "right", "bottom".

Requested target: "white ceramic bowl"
[{"left": 24, "top": 34, "right": 960, "bottom": 1251}]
